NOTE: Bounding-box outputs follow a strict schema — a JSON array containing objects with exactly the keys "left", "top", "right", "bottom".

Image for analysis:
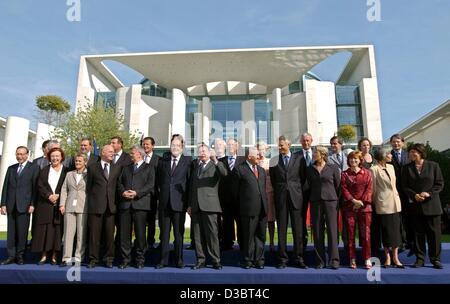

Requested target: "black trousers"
[
  {"left": 276, "top": 193, "right": 304, "bottom": 264},
  {"left": 413, "top": 213, "right": 441, "bottom": 263},
  {"left": 302, "top": 190, "right": 311, "bottom": 247},
  {"left": 371, "top": 212, "right": 382, "bottom": 254},
  {"left": 120, "top": 208, "right": 148, "bottom": 263},
  {"left": 159, "top": 207, "right": 185, "bottom": 265},
  {"left": 7, "top": 205, "right": 30, "bottom": 258},
  {"left": 146, "top": 198, "right": 158, "bottom": 246},
  {"left": 310, "top": 200, "right": 340, "bottom": 266},
  {"left": 400, "top": 200, "right": 415, "bottom": 248},
  {"left": 88, "top": 209, "right": 115, "bottom": 263},
  {"left": 221, "top": 198, "right": 241, "bottom": 248},
  {"left": 240, "top": 213, "right": 267, "bottom": 266}
]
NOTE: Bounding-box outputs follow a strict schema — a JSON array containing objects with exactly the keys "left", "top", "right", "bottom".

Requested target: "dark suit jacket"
[
  {"left": 306, "top": 163, "right": 341, "bottom": 202},
  {"left": 269, "top": 152, "right": 305, "bottom": 210},
  {"left": 390, "top": 148, "right": 410, "bottom": 200},
  {"left": 218, "top": 155, "right": 246, "bottom": 205},
  {"left": 157, "top": 155, "right": 192, "bottom": 212},
  {"left": 401, "top": 160, "right": 444, "bottom": 216},
  {"left": 232, "top": 162, "right": 267, "bottom": 217},
  {"left": 1, "top": 162, "right": 39, "bottom": 213},
  {"left": 147, "top": 153, "right": 161, "bottom": 200},
  {"left": 114, "top": 151, "right": 133, "bottom": 168},
  {"left": 86, "top": 162, "right": 122, "bottom": 214},
  {"left": 35, "top": 165, "right": 68, "bottom": 225},
  {"left": 188, "top": 160, "right": 227, "bottom": 213},
  {"left": 117, "top": 162, "right": 155, "bottom": 210}
]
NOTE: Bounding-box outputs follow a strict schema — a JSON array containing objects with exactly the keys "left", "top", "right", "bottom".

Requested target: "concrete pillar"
[
  {"left": 0, "top": 116, "right": 30, "bottom": 203},
  {"left": 171, "top": 88, "right": 187, "bottom": 138},
  {"left": 273, "top": 88, "right": 282, "bottom": 111},
  {"left": 34, "top": 123, "right": 55, "bottom": 160},
  {"left": 201, "top": 97, "right": 212, "bottom": 145},
  {"left": 241, "top": 99, "right": 256, "bottom": 146},
  {"left": 359, "top": 78, "right": 383, "bottom": 145}
]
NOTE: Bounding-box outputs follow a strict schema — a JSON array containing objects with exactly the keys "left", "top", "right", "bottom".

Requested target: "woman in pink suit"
[{"left": 341, "top": 151, "right": 373, "bottom": 269}]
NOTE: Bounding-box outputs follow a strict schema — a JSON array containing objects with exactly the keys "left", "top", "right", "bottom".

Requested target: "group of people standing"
[{"left": 0, "top": 132, "right": 445, "bottom": 271}]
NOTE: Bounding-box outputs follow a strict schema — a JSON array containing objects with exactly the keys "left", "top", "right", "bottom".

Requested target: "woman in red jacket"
[{"left": 341, "top": 151, "right": 373, "bottom": 269}]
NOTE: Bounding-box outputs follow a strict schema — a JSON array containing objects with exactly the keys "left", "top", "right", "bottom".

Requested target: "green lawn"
[{"left": 1, "top": 229, "right": 450, "bottom": 243}]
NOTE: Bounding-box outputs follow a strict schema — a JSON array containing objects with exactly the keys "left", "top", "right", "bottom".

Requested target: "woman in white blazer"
[
  {"left": 59, "top": 153, "right": 88, "bottom": 266},
  {"left": 371, "top": 148, "right": 404, "bottom": 268}
]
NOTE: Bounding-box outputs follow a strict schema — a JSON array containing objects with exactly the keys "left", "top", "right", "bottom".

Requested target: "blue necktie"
[
  {"left": 17, "top": 164, "right": 24, "bottom": 176},
  {"left": 229, "top": 157, "right": 235, "bottom": 171},
  {"left": 305, "top": 151, "right": 311, "bottom": 166},
  {"left": 284, "top": 155, "right": 290, "bottom": 167}
]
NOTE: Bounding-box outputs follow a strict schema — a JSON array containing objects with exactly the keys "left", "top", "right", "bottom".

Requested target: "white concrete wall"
[
  {"left": 404, "top": 116, "right": 450, "bottom": 152},
  {"left": 141, "top": 95, "right": 172, "bottom": 146},
  {"left": 172, "top": 89, "right": 187, "bottom": 140},
  {"left": 359, "top": 78, "right": 383, "bottom": 145},
  {"left": 33, "top": 123, "right": 55, "bottom": 160},
  {"left": 201, "top": 97, "right": 211, "bottom": 144},
  {"left": 305, "top": 79, "right": 338, "bottom": 145},
  {"left": 278, "top": 92, "right": 307, "bottom": 142},
  {"left": 241, "top": 99, "right": 256, "bottom": 145},
  {"left": 0, "top": 117, "right": 30, "bottom": 231}
]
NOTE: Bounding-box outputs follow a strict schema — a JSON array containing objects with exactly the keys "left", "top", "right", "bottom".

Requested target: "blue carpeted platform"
[{"left": 0, "top": 240, "right": 449, "bottom": 284}]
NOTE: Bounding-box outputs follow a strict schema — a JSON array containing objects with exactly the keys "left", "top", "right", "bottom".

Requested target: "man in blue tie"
[
  {"left": 1, "top": 146, "right": 39, "bottom": 265},
  {"left": 300, "top": 132, "right": 314, "bottom": 249}
]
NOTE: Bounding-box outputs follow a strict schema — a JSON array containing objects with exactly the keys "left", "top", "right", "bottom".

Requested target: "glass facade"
[
  {"left": 335, "top": 85, "right": 364, "bottom": 139},
  {"left": 94, "top": 92, "right": 116, "bottom": 109},
  {"left": 186, "top": 94, "right": 272, "bottom": 145},
  {"left": 140, "top": 78, "right": 171, "bottom": 99}
]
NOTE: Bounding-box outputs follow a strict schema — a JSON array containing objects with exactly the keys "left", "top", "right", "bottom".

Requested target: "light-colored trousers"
[{"left": 63, "top": 212, "right": 87, "bottom": 263}]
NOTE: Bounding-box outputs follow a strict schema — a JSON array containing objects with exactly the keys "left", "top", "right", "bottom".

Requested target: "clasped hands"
[
  {"left": 352, "top": 199, "right": 364, "bottom": 211},
  {"left": 122, "top": 190, "right": 137, "bottom": 199},
  {"left": 415, "top": 192, "right": 430, "bottom": 202}
]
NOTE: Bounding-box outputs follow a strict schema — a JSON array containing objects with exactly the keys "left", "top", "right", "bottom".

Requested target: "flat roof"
[{"left": 82, "top": 45, "right": 374, "bottom": 91}]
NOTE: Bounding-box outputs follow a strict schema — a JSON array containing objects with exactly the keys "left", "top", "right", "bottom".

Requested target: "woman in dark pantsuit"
[
  {"left": 370, "top": 148, "right": 404, "bottom": 268},
  {"left": 32, "top": 147, "right": 67, "bottom": 265},
  {"left": 402, "top": 143, "right": 444, "bottom": 269},
  {"left": 307, "top": 146, "right": 341, "bottom": 269}
]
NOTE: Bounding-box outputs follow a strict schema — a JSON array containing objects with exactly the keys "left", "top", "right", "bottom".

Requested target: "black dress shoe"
[
  {"left": 276, "top": 263, "right": 286, "bottom": 269},
  {"left": 16, "top": 257, "right": 24, "bottom": 265},
  {"left": 316, "top": 263, "right": 324, "bottom": 269},
  {"left": 296, "top": 261, "right": 308, "bottom": 269},
  {"left": 87, "top": 261, "right": 97, "bottom": 268},
  {"left": 393, "top": 263, "right": 405, "bottom": 269},
  {"left": 50, "top": 259, "right": 58, "bottom": 266},
  {"left": 191, "top": 262, "right": 206, "bottom": 270},
  {"left": 136, "top": 262, "right": 144, "bottom": 269},
  {"left": 176, "top": 262, "right": 185, "bottom": 269},
  {"left": 212, "top": 263, "right": 223, "bottom": 270},
  {"left": 119, "top": 262, "right": 129, "bottom": 269},
  {"left": 105, "top": 262, "right": 113, "bottom": 268},
  {"left": 155, "top": 263, "right": 165, "bottom": 269},
  {"left": 432, "top": 261, "right": 443, "bottom": 269},
  {"left": 1, "top": 257, "right": 16, "bottom": 265},
  {"left": 59, "top": 261, "right": 68, "bottom": 267},
  {"left": 241, "top": 263, "right": 252, "bottom": 269},
  {"left": 413, "top": 260, "right": 424, "bottom": 268},
  {"left": 254, "top": 264, "right": 264, "bottom": 270}
]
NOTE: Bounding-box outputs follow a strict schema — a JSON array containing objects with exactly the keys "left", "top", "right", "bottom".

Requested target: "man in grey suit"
[
  {"left": 188, "top": 143, "right": 227, "bottom": 270},
  {"left": 1, "top": 146, "right": 39, "bottom": 265}
]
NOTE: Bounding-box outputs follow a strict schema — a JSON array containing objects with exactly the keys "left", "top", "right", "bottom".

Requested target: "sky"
[{"left": 0, "top": 0, "right": 449, "bottom": 140}]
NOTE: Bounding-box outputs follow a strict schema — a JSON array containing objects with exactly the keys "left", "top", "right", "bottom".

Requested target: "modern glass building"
[{"left": 75, "top": 46, "right": 383, "bottom": 153}]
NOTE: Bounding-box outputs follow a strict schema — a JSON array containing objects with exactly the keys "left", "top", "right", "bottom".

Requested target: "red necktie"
[{"left": 253, "top": 165, "right": 259, "bottom": 179}]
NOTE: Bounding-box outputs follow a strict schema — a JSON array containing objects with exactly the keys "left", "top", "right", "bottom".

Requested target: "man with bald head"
[{"left": 86, "top": 144, "right": 122, "bottom": 268}]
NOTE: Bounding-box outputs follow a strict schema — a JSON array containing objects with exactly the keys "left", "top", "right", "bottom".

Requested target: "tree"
[
  {"left": 35, "top": 95, "right": 71, "bottom": 127},
  {"left": 337, "top": 125, "right": 356, "bottom": 144},
  {"left": 51, "top": 104, "right": 139, "bottom": 157}
]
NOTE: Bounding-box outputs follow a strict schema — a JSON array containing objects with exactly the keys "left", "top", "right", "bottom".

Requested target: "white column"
[
  {"left": 273, "top": 88, "right": 282, "bottom": 111},
  {"left": 359, "top": 78, "right": 383, "bottom": 145},
  {"left": 201, "top": 97, "right": 212, "bottom": 145},
  {"left": 241, "top": 99, "right": 256, "bottom": 146},
  {"left": 0, "top": 116, "right": 30, "bottom": 205},
  {"left": 34, "top": 123, "right": 55, "bottom": 160},
  {"left": 171, "top": 88, "right": 187, "bottom": 138}
]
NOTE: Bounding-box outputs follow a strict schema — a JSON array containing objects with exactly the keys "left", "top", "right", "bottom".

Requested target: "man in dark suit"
[
  {"left": 269, "top": 136, "right": 307, "bottom": 269},
  {"left": 142, "top": 136, "right": 161, "bottom": 249},
  {"left": 32, "top": 140, "right": 50, "bottom": 170},
  {"left": 86, "top": 144, "right": 122, "bottom": 268},
  {"left": 155, "top": 134, "right": 191, "bottom": 269},
  {"left": 188, "top": 143, "right": 227, "bottom": 270},
  {"left": 1, "top": 146, "right": 39, "bottom": 265},
  {"left": 232, "top": 147, "right": 268, "bottom": 269},
  {"left": 117, "top": 145, "right": 155, "bottom": 269},
  {"left": 218, "top": 138, "right": 246, "bottom": 250},
  {"left": 299, "top": 132, "right": 314, "bottom": 249},
  {"left": 67, "top": 138, "right": 100, "bottom": 170},
  {"left": 389, "top": 134, "right": 414, "bottom": 254}
]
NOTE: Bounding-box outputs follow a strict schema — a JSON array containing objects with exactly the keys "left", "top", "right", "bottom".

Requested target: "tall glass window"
[
  {"left": 94, "top": 92, "right": 116, "bottom": 110},
  {"left": 335, "top": 85, "right": 364, "bottom": 139}
]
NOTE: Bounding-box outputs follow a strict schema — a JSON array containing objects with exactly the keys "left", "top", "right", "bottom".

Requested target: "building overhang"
[{"left": 82, "top": 45, "right": 375, "bottom": 92}]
